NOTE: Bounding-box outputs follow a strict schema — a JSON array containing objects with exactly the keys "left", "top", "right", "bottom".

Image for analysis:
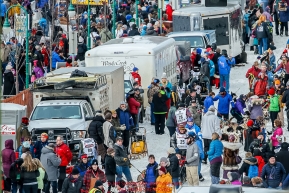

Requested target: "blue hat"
[
  {"left": 196, "top": 48, "right": 202, "bottom": 55},
  {"left": 133, "top": 67, "right": 139, "bottom": 72},
  {"left": 185, "top": 132, "right": 196, "bottom": 139},
  {"left": 154, "top": 79, "right": 160, "bottom": 83},
  {"left": 257, "top": 56, "right": 261, "bottom": 59},
  {"left": 220, "top": 87, "right": 226, "bottom": 92},
  {"left": 187, "top": 117, "right": 194, "bottom": 122}
]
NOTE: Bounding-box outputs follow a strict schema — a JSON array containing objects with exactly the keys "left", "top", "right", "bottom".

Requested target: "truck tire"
[{"left": 54, "top": 80, "right": 76, "bottom": 90}]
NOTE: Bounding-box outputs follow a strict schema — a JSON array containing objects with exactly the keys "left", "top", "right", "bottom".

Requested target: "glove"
[
  {"left": 184, "top": 161, "right": 188, "bottom": 164},
  {"left": 123, "top": 158, "right": 128, "bottom": 162},
  {"left": 165, "top": 87, "right": 171, "bottom": 92},
  {"left": 120, "top": 125, "right": 126, "bottom": 130},
  {"left": 129, "top": 164, "right": 132, "bottom": 168}
]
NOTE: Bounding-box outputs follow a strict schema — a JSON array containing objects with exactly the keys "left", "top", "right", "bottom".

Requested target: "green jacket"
[{"left": 269, "top": 95, "right": 280, "bottom": 112}]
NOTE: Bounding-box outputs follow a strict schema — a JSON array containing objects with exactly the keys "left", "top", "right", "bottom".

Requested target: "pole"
[
  {"left": 25, "top": 14, "right": 29, "bottom": 88},
  {"left": 112, "top": 0, "right": 116, "bottom": 38},
  {"left": 136, "top": 0, "right": 139, "bottom": 27},
  {"left": 87, "top": 0, "right": 91, "bottom": 50}
]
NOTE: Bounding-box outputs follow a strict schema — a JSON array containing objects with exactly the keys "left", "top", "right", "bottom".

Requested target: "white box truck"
[{"left": 85, "top": 36, "right": 178, "bottom": 106}]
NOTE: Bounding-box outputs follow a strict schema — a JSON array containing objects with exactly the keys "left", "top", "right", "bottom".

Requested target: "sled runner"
[{"left": 130, "top": 127, "right": 148, "bottom": 159}]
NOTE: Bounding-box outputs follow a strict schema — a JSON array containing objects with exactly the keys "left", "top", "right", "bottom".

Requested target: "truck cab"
[{"left": 28, "top": 99, "right": 93, "bottom": 144}]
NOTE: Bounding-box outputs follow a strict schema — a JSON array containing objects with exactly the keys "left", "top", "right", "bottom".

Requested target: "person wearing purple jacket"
[
  {"left": 32, "top": 60, "right": 44, "bottom": 79},
  {"left": 235, "top": 94, "right": 247, "bottom": 115},
  {"left": 2, "top": 139, "right": 16, "bottom": 191}
]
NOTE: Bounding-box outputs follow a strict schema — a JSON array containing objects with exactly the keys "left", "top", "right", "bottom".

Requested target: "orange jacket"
[{"left": 156, "top": 173, "right": 172, "bottom": 193}]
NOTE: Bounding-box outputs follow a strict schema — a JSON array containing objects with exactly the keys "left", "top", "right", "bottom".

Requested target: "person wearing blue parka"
[
  {"left": 116, "top": 101, "right": 134, "bottom": 149},
  {"left": 278, "top": 5, "right": 289, "bottom": 36},
  {"left": 185, "top": 117, "right": 202, "bottom": 139},
  {"left": 194, "top": 134, "right": 205, "bottom": 181},
  {"left": 52, "top": 50, "right": 65, "bottom": 70},
  {"left": 218, "top": 49, "right": 233, "bottom": 92},
  {"left": 204, "top": 92, "right": 215, "bottom": 113},
  {"left": 0, "top": 0, "right": 7, "bottom": 20},
  {"left": 75, "top": 154, "right": 91, "bottom": 177},
  {"left": 213, "top": 87, "right": 232, "bottom": 120},
  {"left": 207, "top": 132, "right": 224, "bottom": 184},
  {"left": 283, "top": 173, "right": 289, "bottom": 190},
  {"left": 144, "top": 155, "right": 158, "bottom": 193},
  {"left": 261, "top": 155, "right": 286, "bottom": 189}
]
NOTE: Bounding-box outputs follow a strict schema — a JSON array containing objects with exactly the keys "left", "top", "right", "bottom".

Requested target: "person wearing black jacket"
[
  {"left": 62, "top": 168, "right": 83, "bottom": 193},
  {"left": 10, "top": 158, "right": 24, "bottom": 193},
  {"left": 152, "top": 87, "right": 168, "bottom": 135},
  {"left": 167, "top": 147, "right": 180, "bottom": 189},
  {"left": 276, "top": 142, "right": 289, "bottom": 176},
  {"left": 20, "top": 154, "right": 40, "bottom": 193},
  {"left": 185, "top": 89, "right": 203, "bottom": 107},
  {"left": 105, "top": 148, "right": 117, "bottom": 193},
  {"left": 128, "top": 24, "right": 140, "bottom": 36},
  {"left": 249, "top": 133, "right": 271, "bottom": 163},
  {"left": 281, "top": 81, "right": 289, "bottom": 131}
]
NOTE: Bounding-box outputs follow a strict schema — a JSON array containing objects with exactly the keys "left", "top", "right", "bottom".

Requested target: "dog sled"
[{"left": 130, "top": 127, "right": 148, "bottom": 159}]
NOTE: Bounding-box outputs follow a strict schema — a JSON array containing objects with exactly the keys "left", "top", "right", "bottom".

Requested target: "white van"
[{"left": 85, "top": 36, "right": 178, "bottom": 106}]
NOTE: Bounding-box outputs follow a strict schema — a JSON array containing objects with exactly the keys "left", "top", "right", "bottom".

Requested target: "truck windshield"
[
  {"left": 30, "top": 105, "right": 82, "bottom": 120},
  {"left": 172, "top": 36, "right": 204, "bottom": 48}
]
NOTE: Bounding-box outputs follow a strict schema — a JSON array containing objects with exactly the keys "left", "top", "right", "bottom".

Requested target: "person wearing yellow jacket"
[
  {"left": 8, "top": 1, "right": 21, "bottom": 18},
  {"left": 156, "top": 166, "right": 173, "bottom": 193}
]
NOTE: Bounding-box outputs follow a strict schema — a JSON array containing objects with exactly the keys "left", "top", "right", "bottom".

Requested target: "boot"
[
  {"left": 280, "top": 30, "right": 283, "bottom": 36},
  {"left": 254, "top": 47, "right": 258, "bottom": 55},
  {"left": 286, "top": 31, "right": 288, "bottom": 36},
  {"left": 250, "top": 46, "right": 254, "bottom": 51}
]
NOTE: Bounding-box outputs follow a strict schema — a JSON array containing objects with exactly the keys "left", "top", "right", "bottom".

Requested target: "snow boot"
[
  {"left": 286, "top": 31, "right": 288, "bottom": 36},
  {"left": 280, "top": 30, "right": 283, "bottom": 36},
  {"left": 199, "top": 174, "right": 205, "bottom": 182},
  {"left": 250, "top": 46, "right": 254, "bottom": 51},
  {"left": 254, "top": 48, "right": 258, "bottom": 55}
]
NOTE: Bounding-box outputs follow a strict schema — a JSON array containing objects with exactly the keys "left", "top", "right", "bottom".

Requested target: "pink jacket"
[
  {"left": 275, "top": 61, "right": 289, "bottom": 74},
  {"left": 271, "top": 127, "right": 283, "bottom": 147}
]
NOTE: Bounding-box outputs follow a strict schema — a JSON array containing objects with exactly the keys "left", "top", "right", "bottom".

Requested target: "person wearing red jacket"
[
  {"left": 55, "top": 136, "right": 73, "bottom": 192},
  {"left": 41, "top": 43, "right": 50, "bottom": 67},
  {"left": 166, "top": 2, "right": 173, "bottom": 21},
  {"left": 190, "top": 48, "right": 197, "bottom": 69},
  {"left": 127, "top": 90, "right": 140, "bottom": 129},
  {"left": 246, "top": 61, "right": 261, "bottom": 90},
  {"left": 206, "top": 48, "right": 215, "bottom": 60},
  {"left": 274, "top": 56, "right": 289, "bottom": 84},
  {"left": 131, "top": 67, "right": 142, "bottom": 86}
]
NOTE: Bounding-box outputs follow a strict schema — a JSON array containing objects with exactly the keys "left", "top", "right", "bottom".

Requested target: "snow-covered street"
[{"left": 129, "top": 34, "right": 289, "bottom": 186}]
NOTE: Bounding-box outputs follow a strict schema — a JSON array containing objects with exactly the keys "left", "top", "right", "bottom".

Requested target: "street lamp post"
[
  {"left": 87, "top": 0, "right": 91, "bottom": 50},
  {"left": 136, "top": 0, "right": 139, "bottom": 27},
  {"left": 3, "top": 5, "right": 30, "bottom": 89},
  {"left": 112, "top": 0, "right": 116, "bottom": 38}
]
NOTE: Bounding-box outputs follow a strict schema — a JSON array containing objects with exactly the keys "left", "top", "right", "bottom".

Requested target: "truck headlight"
[{"left": 72, "top": 131, "right": 85, "bottom": 139}]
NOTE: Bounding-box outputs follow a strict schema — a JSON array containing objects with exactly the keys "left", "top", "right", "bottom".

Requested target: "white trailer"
[
  {"left": 85, "top": 36, "right": 178, "bottom": 106},
  {"left": 172, "top": 3, "right": 243, "bottom": 57}
]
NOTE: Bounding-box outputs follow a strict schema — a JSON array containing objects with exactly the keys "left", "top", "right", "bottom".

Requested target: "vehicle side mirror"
[
  {"left": 212, "top": 43, "right": 217, "bottom": 51},
  {"left": 139, "top": 89, "right": 144, "bottom": 94}
]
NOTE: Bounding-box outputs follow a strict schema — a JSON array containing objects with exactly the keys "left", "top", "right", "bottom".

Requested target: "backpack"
[
  {"left": 248, "top": 165, "right": 258, "bottom": 179},
  {"left": 80, "top": 138, "right": 96, "bottom": 157}
]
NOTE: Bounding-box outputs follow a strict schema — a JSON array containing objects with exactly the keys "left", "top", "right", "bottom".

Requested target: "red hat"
[
  {"left": 81, "top": 154, "right": 88, "bottom": 159},
  {"left": 206, "top": 48, "right": 212, "bottom": 52},
  {"left": 268, "top": 88, "right": 275, "bottom": 95},
  {"left": 158, "top": 166, "right": 167, "bottom": 174},
  {"left": 247, "top": 120, "right": 254, "bottom": 127},
  {"left": 41, "top": 133, "right": 48, "bottom": 139},
  {"left": 283, "top": 49, "right": 288, "bottom": 53}
]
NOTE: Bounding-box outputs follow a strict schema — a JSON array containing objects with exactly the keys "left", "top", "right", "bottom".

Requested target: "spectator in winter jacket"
[
  {"left": 275, "top": 56, "right": 289, "bottom": 85},
  {"left": 201, "top": 106, "right": 221, "bottom": 164},
  {"left": 20, "top": 154, "right": 40, "bottom": 193},
  {"left": 217, "top": 49, "right": 233, "bottom": 92},
  {"left": 167, "top": 147, "right": 180, "bottom": 189},
  {"left": 227, "top": 172, "right": 242, "bottom": 185},
  {"left": 128, "top": 24, "right": 140, "bottom": 36},
  {"left": 249, "top": 133, "right": 271, "bottom": 163},
  {"left": 105, "top": 148, "right": 117, "bottom": 193},
  {"left": 83, "top": 159, "right": 106, "bottom": 193},
  {"left": 144, "top": 154, "right": 158, "bottom": 193},
  {"left": 41, "top": 44, "right": 50, "bottom": 67},
  {"left": 51, "top": 50, "right": 65, "bottom": 70},
  {"left": 32, "top": 60, "right": 44, "bottom": 79},
  {"left": 269, "top": 48, "right": 276, "bottom": 71},
  {"left": 275, "top": 142, "right": 289, "bottom": 176},
  {"left": 213, "top": 87, "right": 232, "bottom": 119},
  {"left": 185, "top": 117, "right": 202, "bottom": 139},
  {"left": 55, "top": 136, "right": 73, "bottom": 191},
  {"left": 166, "top": 2, "right": 173, "bottom": 21},
  {"left": 102, "top": 113, "right": 116, "bottom": 149},
  {"left": 116, "top": 102, "right": 134, "bottom": 148},
  {"left": 114, "top": 136, "right": 133, "bottom": 182},
  {"left": 33, "top": 158, "right": 47, "bottom": 192},
  {"left": 156, "top": 166, "right": 172, "bottom": 193},
  {"left": 283, "top": 173, "right": 289, "bottom": 190},
  {"left": 271, "top": 119, "right": 283, "bottom": 151},
  {"left": 75, "top": 154, "right": 90, "bottom": 177},
  {"left": 34, "top": 132, "right": 49, "bottom": 159},
  {"left": 9, "top": 158, "right": 24, "bottom": 193},
  {"left": 185, "top": 132, "right": 200, "bottom": 186},
  {"left": 268, "top": 89, "right": 280, "bottom": 128},
  {"left": 2, "top": 139, "right": 16, "bottom": 183},
  {"left": 152, "top": 87, "right": 168, "bottom": 135},
  {"left": 193, "top": 134, "right": 205, "bottom": 182},
  {"left": 261, "top": 155, "right": 286, "bottom": 189},
  {"left": 62, "top": 168, "right": 83, "bottom": 193},
  {"left": 235, "top": 94, "right": 247, "bottom": 116},
  {"left": 238, "top": 152, "right": 258, "bottom": 177},
  {"left": 116, "top": 180, "right": 127, "bottom": 193},
  {"left": 256, "top": 15, "right": 270, "bottom": 55},
  {"left": 253, "top": 149, "right": 265, "bottom": 177},
  {"left": 127, "top": 90, "right": 140, "bottom": 128},
  {"left": 41, "top": 143, "right": 61, "bottom": 193},
  {"left": 148, "top": 79, "right": 160, "bottom": 125},
  {"left": 76, "top": 39, "right": 87, "bottom": 61},
  {"left": 278, "top": 4, "right": 289, "bottom": 36},
  {"left": 204, "top": 92, "right": 215, "bottom": 113},
  {"left": 166, "top": 105, "right": 177, "bottom": 137},
  {"left": 207, "top": 132, "right": 224, "bottom": 184},
  {"left": 188, "top": 101, "right": 202, "bottom": 127},
  {"left": 246, "top": 61, "right": 261, "bottom": 89}
]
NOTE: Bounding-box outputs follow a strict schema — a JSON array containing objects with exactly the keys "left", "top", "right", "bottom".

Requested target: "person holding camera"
[{"left": 249, "top": 133, "right": 271, "bottom": 163}]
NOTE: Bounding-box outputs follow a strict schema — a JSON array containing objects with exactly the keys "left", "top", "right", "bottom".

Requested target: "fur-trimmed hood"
[
  {"left": 222, "top": 141, "right": 242, "bottom": 150},
  {"left": 243, "top": 157, "right": 257, "bottom": 165}
]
